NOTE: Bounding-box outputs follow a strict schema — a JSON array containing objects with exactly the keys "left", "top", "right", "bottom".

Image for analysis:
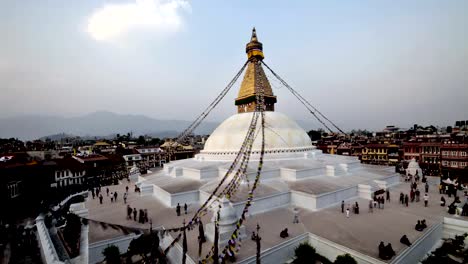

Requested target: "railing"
[
  {"left": 53, "top": 191, "right": 88, "bottom": 211},
  {"left": 390, "top": 222, "right": 443, "bottom": 264},
  {"left": 35, "top": 214, "right": 65, "bottom": 264}
]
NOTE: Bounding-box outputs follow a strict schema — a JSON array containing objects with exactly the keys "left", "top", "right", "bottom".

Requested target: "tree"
[
  {"left": 137, "top": 136, "right": 146, "bottom": 145},
  {"left": 128, "top": 233, "right": 162, "bottom": 263},
  {"left": 293, "top": 243, "right": 317, "bottom": 264},
  {"left": 334, "top": 254, "right": 357, "bottom": 264},
  {"left": 307, "top": 130, "right": 322, "bottom": 141},
  {"left": 447, "top": 126, "right": 453, "bottom": 133},
  {"left": 102, "top": 245, "right": 121, "bottom": 264},
  {"left": 63, "top": 213, "right": 82, "bottom": 257}
]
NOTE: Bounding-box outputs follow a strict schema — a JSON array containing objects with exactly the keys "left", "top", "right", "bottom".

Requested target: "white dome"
[{"left": 202, "top": 112, "right": 313, "bottom": 154}]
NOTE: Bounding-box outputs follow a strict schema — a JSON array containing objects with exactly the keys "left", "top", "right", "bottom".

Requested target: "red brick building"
[{"left": 441, "top": 143, "right": 468, "bottom": 180}]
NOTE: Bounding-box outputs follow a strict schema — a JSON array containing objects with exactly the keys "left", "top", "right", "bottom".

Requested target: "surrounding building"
[
  {"left": 135, "top": 146, "right": 165, "bottom": 168},
  {"left": 441, "top": 142, "right": 468, "bottom": 178}
]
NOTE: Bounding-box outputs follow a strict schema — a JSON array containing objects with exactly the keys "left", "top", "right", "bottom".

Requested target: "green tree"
[
  {"left": 307, "top": 130, "right": 323, "bottom": 141},
  {"left": 102, "top": 245, "right": 121, "bottom": 264},
  {"left": 63, "top": 213, "right": 82, "bottom": 257},
  {"left": 293, "top": 242, "right": 317, "bottom": 264},
  {"left": 334, "top": 254, "right": 357, "bottom": 264},
  {"left": 137, "top": 135, "right": 146, "bottom": 145}
]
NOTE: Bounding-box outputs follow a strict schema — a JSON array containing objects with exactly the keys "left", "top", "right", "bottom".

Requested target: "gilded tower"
[{"left": 235, "top": 28, "right": 277, "bottom": 113}]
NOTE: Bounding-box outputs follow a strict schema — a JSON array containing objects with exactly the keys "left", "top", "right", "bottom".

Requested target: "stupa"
[
  {"left": 137, "top": 29, "right": 399, "bottom": 215},
  {"left": 82, "top": 29, "right": 465, "bottom": 264}
]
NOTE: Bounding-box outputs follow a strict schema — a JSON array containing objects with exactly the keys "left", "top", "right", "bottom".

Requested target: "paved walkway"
[
  {"left": 85, "top": 176, "right": 467, "bottom": 262},
  {"left": 301, "top": 176, "right": 464, "bottom": 260}
]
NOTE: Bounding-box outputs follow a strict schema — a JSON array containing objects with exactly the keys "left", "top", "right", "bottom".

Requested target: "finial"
[{"left": 251, "top": 27, "right": 258, "bottom": 42}]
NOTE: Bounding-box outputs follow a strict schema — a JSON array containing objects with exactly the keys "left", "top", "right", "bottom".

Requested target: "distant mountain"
[
  {"left": 0, "top": 111, "right": 219, "bottom": 140},
  {"left": 39, "top": 133, "right": 77, "bottom": 141}
]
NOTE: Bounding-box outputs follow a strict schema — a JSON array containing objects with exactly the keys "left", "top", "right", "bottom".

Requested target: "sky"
[{"left": 1, "top": 0, "right": 467, "bottom": 131}]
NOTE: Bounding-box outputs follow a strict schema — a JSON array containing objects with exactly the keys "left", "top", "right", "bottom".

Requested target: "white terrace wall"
[
  {"left": 308, "top": 233, "right": 385, "bottom": 264},
  {"left": 232, "top": 192, "right": 290, "bottom": 217},
  {"left": 159, "top": 231, "right": 196, "bottom": 264},
  {"left": 315, "top": 186, "right": 358, "bottom": 209},
  {"left": 237, "top": 233, "right": 309, "bottom": 264},
  {"left": 390, "top": 222, "right": 443, "bottom": 264},
  {"left": 291, "top": 191, "right": 316, "bottom": 210},
  {"left": 35, "top": 215, "right": 64, "bottom": 264},
  {"left": 88, "top": 233, "right": 141, "bottom": 264},
  {"left": 151, "top": 184, "right": 172, "bottom": 207},
  {"left": 171, "top": 190, "right": 199, "bottom": 207},
  {"left": 443, "top": 217, "right": 468, "bottom": 238}
]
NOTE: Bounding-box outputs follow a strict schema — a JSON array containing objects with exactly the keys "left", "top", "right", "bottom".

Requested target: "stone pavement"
[
  {"left": 85, "top": 176, "right": 466, "bottom": 262},
  {"left": 300, "top": 176, "right": 463, "bottom": 260}
]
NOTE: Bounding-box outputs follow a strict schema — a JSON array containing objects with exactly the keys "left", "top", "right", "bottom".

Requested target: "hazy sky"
[{"left": 1, "top": 0, "right": 467, "bottom": 131}]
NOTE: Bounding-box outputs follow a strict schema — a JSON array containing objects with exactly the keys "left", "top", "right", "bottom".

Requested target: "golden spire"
[
  {"left": 235, "top": 28, "right": 276, "bottom": 113},
  {"left": 246, "top": 27, "right": 264, "bottom": 60}
]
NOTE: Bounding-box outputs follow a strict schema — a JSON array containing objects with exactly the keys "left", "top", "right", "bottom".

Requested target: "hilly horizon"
[
  {"left": 0, "top": 111, "right": 220, "bottom": 141},
  {"left": 0, "top": 111, "right": 322, "bottom": 141}
]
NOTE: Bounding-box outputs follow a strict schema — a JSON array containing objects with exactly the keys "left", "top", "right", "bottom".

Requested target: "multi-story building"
[
  {"left": 402, "top": 142, "right": 421, "bottom": 161},
  {"left": 135, "top": 146, "right": 165, "bottom": 168},
  {"left": 387, "top": 144, "right": 400, "bottom": 165},
  {"left": 361, "top": 144, "right": 388, "bottom": 165},
  {"left": 420, "top": 142, "right": 441, "bottom": 176},
  {"left": 123, "top": 154, "right": 143, "bottom": 170},
  {"left": 43, "top": 157, "right": 87, "bottom": 188},
  {"left": 441, "top": 142, "right": 468, "bottom": 180}
]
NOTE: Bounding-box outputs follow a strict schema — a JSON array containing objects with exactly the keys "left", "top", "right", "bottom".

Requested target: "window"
[
  {"left": 7, "top": 181, "right": 22, "bottom": 199},
  {"left": 460, "top": 162, "right": 467, "bottom": 167},
  {"left": 452, "top": 151, "right": 457, "bottom": 156},
  {"left": 451, "top": 161, "right": 458, "bottom": 167},
  {"left": 461, "top": 151, "right": 467, "bottom": 157},
  {"left": 442, "top": 161, "right": 449, "bottom": 166}
]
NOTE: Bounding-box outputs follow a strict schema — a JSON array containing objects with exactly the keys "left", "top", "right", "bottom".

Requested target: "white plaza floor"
[{"left": 85, "top": 173, "right": 467, "bottom": 263}]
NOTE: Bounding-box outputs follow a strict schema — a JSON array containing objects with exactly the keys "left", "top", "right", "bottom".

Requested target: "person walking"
[
  {"left": 99, "top": 194, "right": 103, "bottom": 204},
  {"left": 106, "top": 188, "right": 109, "bottom": 196},
  {"left": 114, "top": 191, "right": 118, "bottom": 202},
  {"left": 425, "top": 182, "right": 429, "bottom": 193},
  {"left": 381, "top": 196, "right": 385, "bottom": 209},
  {"left": 293, "top": 213, "right": 299, "bottom": 224},
  {"left": 184, "top": 203, "right": 188, "bottom": 214},
  {"left": 369, "top": 200, "right": 373, "bottom": 213},
  {"left": 123, "top": 192, "right": 128, "bottom": 204},
  {"left": 424, "top": 193, "right": 429, "bottom": 207},
  {"left": 341, "top": 200, "right": 345, "bottom": 213},
  {"left": 346, "top": 206, "right": 350, "bottom": 218},
  {"left": 126, "top": 186, "right": 129, "bottom": 193},
  {"left": 386, "top": 189, "right": 390, "bottom": 201},
  {"left": 127, "top": 205, "right": 132, "bottom": 220},
  {"left": 133, "top": 208, "right": 137, "bottom": 221},
  {"left": 176, "top": 203, "right": 181, "bottom": 216},
  {"left": 405, "top": 194, "right": 409, "bottom": 207}
]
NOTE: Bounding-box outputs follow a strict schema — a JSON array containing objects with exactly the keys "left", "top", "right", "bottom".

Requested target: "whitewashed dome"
[{"left": 201, "top": 112, "right": 314, "bottom": 155}]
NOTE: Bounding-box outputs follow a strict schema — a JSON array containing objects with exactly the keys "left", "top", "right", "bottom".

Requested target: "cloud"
[{"left": 87, "top": 0, "right": 190, "bottom": 41}]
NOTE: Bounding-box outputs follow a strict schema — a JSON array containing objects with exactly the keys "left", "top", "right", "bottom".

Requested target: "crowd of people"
[{"left": 127, "top": 205, "right": 150, "bottom": 224}]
